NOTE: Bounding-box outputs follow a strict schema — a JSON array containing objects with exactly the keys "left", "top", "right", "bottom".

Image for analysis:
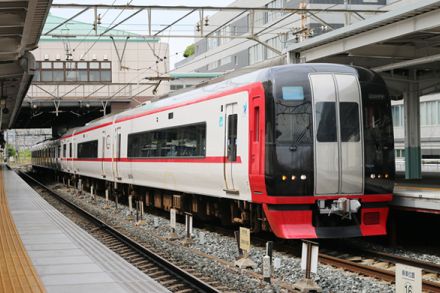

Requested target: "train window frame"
[
  {"left": 77, "top": 140, "right": 99, "bottom": 159},
  {"left": 127, "top": 122, "right": 207, "bottom": 159},
  {"left": 339, "top": 102, "right": 360, "bottom": 142},
  {"left": 316, "top": 101, "right": 337, "bottom": 143},
  {"left": 227, "top": 114, "right": 238, "bottom": 162}
]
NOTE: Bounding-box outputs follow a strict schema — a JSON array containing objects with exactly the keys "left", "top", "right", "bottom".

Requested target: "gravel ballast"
[{"left": 46, "top": 182, "right": 395, "bottom": 293}]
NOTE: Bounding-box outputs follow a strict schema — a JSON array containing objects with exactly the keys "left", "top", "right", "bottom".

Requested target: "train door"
[
  {"left": 223, "top": 103, "right": 239, "bottom": 194},
  {"left": 113, "top": 127, "right": 122, "bottom": 180},
  {"left": 101, "top": 130, "right": 106, "bottom": 177},
  {"left": 310, "top": 73, "right": 363, "bottom": 195},
  {"left": 68, "top": 131, "right": 76, "bottom": 172}
]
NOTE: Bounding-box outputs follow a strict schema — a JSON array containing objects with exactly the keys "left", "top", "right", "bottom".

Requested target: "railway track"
[
  {"left": 19, "top": 168, "right": 440, "bottom": 292},
  {"left": 18, "top": 170, "right": 224, "bottom": 293},
  {"left": 318, "top": 249, "right": 440, "bottom": 293}
]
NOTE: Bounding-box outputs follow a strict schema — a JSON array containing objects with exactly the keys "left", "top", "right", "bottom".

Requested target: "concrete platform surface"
[
  {"left": 393, "top": 184, "right": 440, "bottom": 213},
  {"left": 4, "top": 166, "right": 170, "bottom": 293}
]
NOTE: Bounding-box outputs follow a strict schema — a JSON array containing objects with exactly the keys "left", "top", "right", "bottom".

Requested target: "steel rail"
[
  {"left": 360, "top": 248, "right": 440, "bottom": 275},
  {"left": 319, "top": 253, "right": 440, "bottom": 293},
  {"left": 18, "top": 170, "right": 221, "bottom": 293}
]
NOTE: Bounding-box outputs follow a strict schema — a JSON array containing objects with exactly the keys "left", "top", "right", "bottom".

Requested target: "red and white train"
[{"left": 32, "top": 64, "right": 395, "bottom": 239}]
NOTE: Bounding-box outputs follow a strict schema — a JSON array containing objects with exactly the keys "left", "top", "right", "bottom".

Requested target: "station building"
[{"left": 17, "top": 14, "right": 170, "bottom": 131}]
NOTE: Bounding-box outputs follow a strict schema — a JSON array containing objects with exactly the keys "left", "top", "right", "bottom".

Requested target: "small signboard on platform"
[{"left": 396, "top": 263, "right": 422, "bottom": 293}]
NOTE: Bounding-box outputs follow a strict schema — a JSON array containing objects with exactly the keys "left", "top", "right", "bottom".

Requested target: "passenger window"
[
  {"left": 69, "top": 143, "right": 72, "bottom": 158},
  {"left": 127, "top": 123, "right": 206, "bottom": 158},
  {"left": 316, "top": 102, "right": 337, "bottom": 142},
  {"left": 77, "top": 140, "right": 98, "bottom": 158},
  {"left": 340, "top": 102, "right": 360, "bottom": 142}
]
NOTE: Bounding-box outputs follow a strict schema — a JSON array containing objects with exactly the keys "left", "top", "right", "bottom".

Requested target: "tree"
[
  {"left": 6, "top": 144, "right": 16, "bottom": 157},
  {"left": 183, "top": 44, "right": 195, "bottom": 58}
]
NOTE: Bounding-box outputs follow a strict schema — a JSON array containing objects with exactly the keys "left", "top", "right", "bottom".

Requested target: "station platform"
[
  {"left": 0, "top": 165, "right": 169, "bottom": 293},
  {"left": 392, "top": 173, "right": 440, "bottom": 214}
]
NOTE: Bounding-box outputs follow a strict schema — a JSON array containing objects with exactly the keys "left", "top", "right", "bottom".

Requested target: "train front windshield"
[
  {"left": 264, "top": 67, "right": 314, "bottom": 196},
  {"left": 264, "top": 66, "right": 394, "bottom": 197}
]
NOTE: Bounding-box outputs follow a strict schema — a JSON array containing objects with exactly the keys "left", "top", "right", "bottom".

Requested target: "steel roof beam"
[
  {"left": 101, "top": 8, "right": 145, "bottom": 36},
  {"left": 154, "top": 9, "right": 196, "bottom": 36},
  {"left": 372, "top": 53, "right": 440, "bottom": 72},
  {"left": 44, "top": 7, "right": 89, "bottom": 35},
  {"left": 50, "top": 4, "right": 387, "bottom": 14},
  {"left": 204, "top": 10, "right": 247, "bottom": 38},
  {"left": 289, "top": 6, "right": 440, "bottom": 63}
]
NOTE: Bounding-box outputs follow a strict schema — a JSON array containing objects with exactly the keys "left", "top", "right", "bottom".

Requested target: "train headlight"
[
  {"left": 370, "top": 174, "right": 376, "bottom": 179},
  {"left": 300, "top": 174, "right": 307, "bottom": 180},
  {"left": 291, "top": 175, "right": 296, "bottom": 181},
  {"left": 378, "top": 174, "right": 381, "bottom": 179},
  {"left": 282, "top": 175, "right": 287, "bottom": 181},
  {"left": 384, "top": 173, "right": 389, "bottom": 179}
]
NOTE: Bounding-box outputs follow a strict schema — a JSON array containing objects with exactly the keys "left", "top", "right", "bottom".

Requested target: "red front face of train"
[{"left": 249, "top": 65, "right": 395, "bottom": 239}]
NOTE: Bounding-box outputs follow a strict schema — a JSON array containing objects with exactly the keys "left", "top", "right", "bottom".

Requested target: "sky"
[{"left": 49, "top": 0, "right": 236, "bottom": 69}]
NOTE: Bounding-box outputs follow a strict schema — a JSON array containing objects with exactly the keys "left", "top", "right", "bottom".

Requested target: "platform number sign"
[{"left": 396, "top": 264, "right": 421, "bottom": 293}]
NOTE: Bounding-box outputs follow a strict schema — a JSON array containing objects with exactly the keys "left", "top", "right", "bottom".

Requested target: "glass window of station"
[{"left": 34, "top": 60, "right": 112, "bottom": 83}]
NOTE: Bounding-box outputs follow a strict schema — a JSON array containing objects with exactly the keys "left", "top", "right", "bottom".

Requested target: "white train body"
[{"left": 58, "top": 90, "right": 251, "bottom": 201}]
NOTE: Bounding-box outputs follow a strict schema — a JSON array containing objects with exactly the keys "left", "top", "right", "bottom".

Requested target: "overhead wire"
[
  {"left": 79, "top": 0, "right": 135, "bottom": 59},
  {"left": 72, "top": 2, "right": 348, "bottom": 108},
  {"left": 72, "top": 0, "right": 118, "bottom": 53}
]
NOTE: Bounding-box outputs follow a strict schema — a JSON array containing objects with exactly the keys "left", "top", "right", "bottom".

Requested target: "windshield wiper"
[{"left": 289, "top": 123, "right": 311, "bottom": 151}]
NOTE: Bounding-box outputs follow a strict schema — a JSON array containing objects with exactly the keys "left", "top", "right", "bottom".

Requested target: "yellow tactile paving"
[
  {"left": 395, "top": 184, "right": 440, "bottom": 192},
  {"left": 0, "top": 166, "right": 45, "bottom": 293}
]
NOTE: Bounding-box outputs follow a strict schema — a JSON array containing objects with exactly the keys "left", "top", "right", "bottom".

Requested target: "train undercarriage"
[{"left": 36, "top": 168, "right": 271, "bottom": 233}]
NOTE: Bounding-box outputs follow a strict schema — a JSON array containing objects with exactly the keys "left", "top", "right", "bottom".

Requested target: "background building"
[
  {"left": 173, "top": 0, "right": 392, "bottom": 81},
  {"left": 15, "top": 14, "right": 170, "bottom": 133},
  {"left": 392, "top": 94, "right": 440, "bottom": 172}
]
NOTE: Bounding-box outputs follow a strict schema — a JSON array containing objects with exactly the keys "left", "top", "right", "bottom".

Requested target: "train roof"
[{"left": 62, "top": 63, "right": 365, "bottom": 138}]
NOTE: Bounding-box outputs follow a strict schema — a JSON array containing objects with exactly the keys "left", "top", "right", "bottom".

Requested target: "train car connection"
[{"left": 31, "top": 64, "right": 395, "bottom": 239}]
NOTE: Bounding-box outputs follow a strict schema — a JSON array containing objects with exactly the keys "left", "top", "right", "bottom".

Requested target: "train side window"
[
  {"left": 78, "top": 140, "right": 98, "bottom": 158},
  {"left": 316, "top": 102, "right": 337, "bottom": 142},
  {"left": 63, "top": 144, "right": 66, "bottom": 158},
  {"left": 227, "top": 114, "right": 238, "bottom": 161},
  {"left": 340, "top": 102, "right": 360, "bottom": 142},
  {"left": 127, "top": 123, "right": 206, "bottom": 158},
  {"left": 69, "top": 143, "right": 72, "bottom": 158}
]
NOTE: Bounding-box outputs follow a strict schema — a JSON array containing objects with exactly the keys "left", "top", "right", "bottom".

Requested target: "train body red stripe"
[{"left": 60, "top": 156, "right": 242, "bottom": 163}]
